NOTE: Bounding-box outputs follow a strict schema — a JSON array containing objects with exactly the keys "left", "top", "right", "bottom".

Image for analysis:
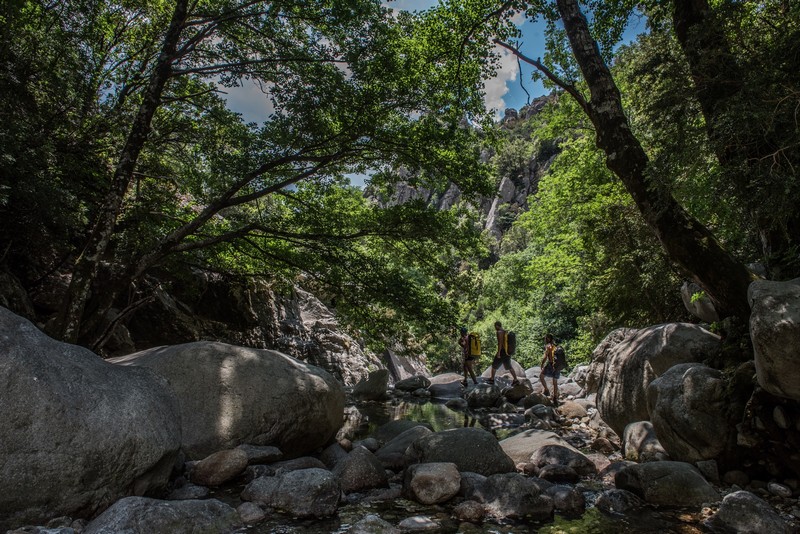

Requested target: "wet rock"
[
  {"left": 705, "top": 490, "right": 793, "bottom": 533},
  {"left": 237, "top": 502, "right": 266, "bottom": 525},
  {"left": 166, "top": 483, "right": 209, "bottom": 500},
  {"left": 241, "top": 468, "right": 340, "bottom": 518},
  {"left": 451, "top": 500, "right": 485, "bottom": 523},
  {"left": 353, "top": 437, "right": 379, "bottom": 452},
  {"left": 446, "top": 398, "right": 468, "bottom": 410},
  {"left": 615, "top": 461, "right": 719, "bottom": 506},
  {"left": 545, "top": 484, "right": 585, "bottom": 515},
  {"left": 406, "top": 428, "right": 515, "bottom": 476},
  {"left": 477, "top": 473, "right": 554, "bottom": 520},
  {"left": 768, "top": 482, "right": 793, "bottom": 498},
  {"left": 459, "top": 472, "right": 488, "bottom": 500},
  {"left": 595, "top": 489, "right": 643, "bottom": 514},
  {"left": 347, "top": 514, "right": 402, "bottom": 534},
  {"left": 398, "top": 516, "right": 439, "bottom": 531},
  {"left": 82, "top": 497, "right": 241, "bottom": 533},
  {"left": 695, "top": 459, "right": 720, "bottom": 484},
  {"left": 271, "top": 456, "right": 327, "bottom": 474},
  {"left": 191, "top": 448, "right": 248, "bottom": 487},
  {"left": 404, "top": 462, "right": 461, "bottom": 504},
  {"left": 622, "top": 421, "right": 670, "bottom": 462},
  {"left": 333, "top": 446, "right": 389, "bottom": 494}
]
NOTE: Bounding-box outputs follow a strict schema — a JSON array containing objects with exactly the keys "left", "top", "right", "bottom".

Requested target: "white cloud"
[{"left": 484, "top": 46, "right": 518, "bottom": 116}]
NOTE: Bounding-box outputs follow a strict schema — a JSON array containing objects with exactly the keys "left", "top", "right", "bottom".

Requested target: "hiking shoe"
[
  {"left": 543, "top": 390, "right": 551, "bottom": 397},
  {"left": 460, "top": 379, "right": 468, "bottom": 387},
  {"left": 511, "top": 380, "right": 520, "bottom": 386},
  {"left": 486, "top": 378, "right": 494, "bottom": 384}
]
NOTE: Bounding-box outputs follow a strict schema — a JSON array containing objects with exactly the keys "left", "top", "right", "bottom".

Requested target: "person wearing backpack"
[
  {"left": 539, "top": 333, "right": 559, "bottom": 405},
  {"left": 459, "top": 326, "right": 479, "bottom": 386},
  {"left": 487, "top": 321, "right": 520, "bottom": 386}
]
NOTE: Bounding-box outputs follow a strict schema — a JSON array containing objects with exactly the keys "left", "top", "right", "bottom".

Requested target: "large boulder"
[
  {"left": 83, "top": 497, "right": 241, "bottom": 534},
  {"left": 241, "top": 468, "right": 340, "bottom": 518},
  {"left": 705, "top": 490, "right": 793, "bottom": 534},
  {"left": 748, "top": 278, "right": 800, "bottom": 400},
  {"left": 111, "top": 341, "right": 344, "bottom": 459},
  {"left": 597, "top": 323, "right": 720, "bottom": 436},
  {"left": 622, "top": 422, "right": 669, "bottom": 463},
  {"left": 583, "top": 328, "right": 639, "bottom": 395},
  {"left": 0, "top": 307, "right": 181, "bottom": 531},
  {"left": 406, "top": 428, "right": 515, "bottom": 476},
  {"left": 615, "top": 461, "right": 719, "bottom": 506},
  {"left": 646, "top": 363, "right": 733, "bottom": 462},
  {"left": 499, "top": 430, "right": 574, "bottom": 465},
  {"left": 353, "top": 369, "right": 390, "bottom": 401}
]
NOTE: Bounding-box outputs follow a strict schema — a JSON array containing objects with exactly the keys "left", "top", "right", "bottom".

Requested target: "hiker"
[
  {"left": 459, "top": 327, "right": 478, "bottom": 386},
  {"left": 487, "top": 321, "right": 519, "bottom": 385},
  {"left": 540, "top": 333, "right": 559, "bottom": 404}
]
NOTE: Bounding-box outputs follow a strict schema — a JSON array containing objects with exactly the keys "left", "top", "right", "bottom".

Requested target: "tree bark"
[
  {"left": 57, "top": 0, "right": 189, "bottom": 342},
  {"left": 555, "top": 0, "right": 753, "bottom": 319}
]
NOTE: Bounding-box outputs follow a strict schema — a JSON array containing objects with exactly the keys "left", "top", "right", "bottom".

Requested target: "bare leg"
[
  {"left": 467, "top": 361, "right": 478, "bottom": 384},
  {"left": 552, "top": 378, "right": 559, "bottom": 402},
  {"left": 539, "top": 372, "right": 550, "bottom": 396}
]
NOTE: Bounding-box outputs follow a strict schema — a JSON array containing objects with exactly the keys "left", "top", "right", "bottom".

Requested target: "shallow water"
[{"left": 221, "top": 399, "right": 712, "bottom": 533}]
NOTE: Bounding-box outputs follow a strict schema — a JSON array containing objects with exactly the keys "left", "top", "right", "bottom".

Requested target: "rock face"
[
  {"left": 681, "top": 281, "right": 719, "bottom": 323},
  {"left": 0, "top": 307, "right": 181, "bottom": 531},
  {"left": 110, "top": 341, "right": 344, "bottom": 459},
  {"left": 615, "top": 461, "right": 718, "bottom": 506},
  {"left": 596, "top": 323, "right": 721, "bottom": 436},
  {"left": 646, "top": 363, "right": 733, "bottom": 462},
  {"left": 121, "top": 275, "right": 382, "bottom": 386},
  {"left": 583, "top": 328, "right": 639, "bottom": 396},
  {"left": 748, "top": 278, "right": 800, "bottom": 400}
]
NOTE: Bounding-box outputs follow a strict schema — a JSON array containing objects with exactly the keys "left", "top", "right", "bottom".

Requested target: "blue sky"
[{"left": 225, "top": 1, "right": 648, "bottom": 121}]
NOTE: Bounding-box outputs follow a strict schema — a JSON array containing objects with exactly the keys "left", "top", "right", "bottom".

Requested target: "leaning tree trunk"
[
  {"left": 555, "top": 0, "right": 753, "bottom": 319},
  {"left": 672, "top": 0, "right": 799, "bottom": 279},
  {"left": 57, "top": 0, "right": 189, "bottom": 343}
]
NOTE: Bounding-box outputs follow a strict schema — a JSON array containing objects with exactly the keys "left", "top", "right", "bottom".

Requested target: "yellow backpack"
[{"left": 468, "top": 332, "right": 481, "bottom": 357}]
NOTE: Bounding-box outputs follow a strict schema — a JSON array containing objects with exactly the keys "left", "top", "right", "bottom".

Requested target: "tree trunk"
[
  {"left": 57, "top": 0, "right": 189, "bottom": 343},
  {"left": 672, "top": 0, "right": 798, "bottom": 278},
  {"left": 555, "top": 0, "right": 753, "bottom": 319}
]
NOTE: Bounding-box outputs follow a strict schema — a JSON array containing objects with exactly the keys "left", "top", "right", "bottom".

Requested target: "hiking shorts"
[
  {"left": 542, "top": 363, "right": 560, "bottom": 379},
  {"left": 491, "top": 350, "right": 512, "bottom": 371}
]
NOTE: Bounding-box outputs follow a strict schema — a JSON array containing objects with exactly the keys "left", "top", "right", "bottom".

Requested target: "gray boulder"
[
  {"left": 241, "top": 468, "right": 340, "bottom": 518},
  {"left": 190, "top": 448, "right": 249, "bottom": 487},
  {"left": 646, "top": 363, "right": 732, "bottom": 462},
  {"left": 615, "top": 461, "right": 719, "bottom": 506},
  {"left": 83, "top": 497, "right": 241, "bottom": 534},
  {"left": 584, "top": 328, "right": 639, "bottom": 396},
  {"left": 427, "top": 373, "right": 466, "bottom": 399},
  {"left": 499, "top": 429, "right": 575, "bottom": 465},
  {"left": 595, "top": 489, "right": 643, "bottom": 514},
  {"left": 706, "top": 490, "right": 793, "bottom": 534},
  {"left": 681, "top": 281, "right": 719, "bottom": 323},
  {"left": 466, "top": 383, "right": 504, "bottom": 408},
  {"left": 748, "top": 278, "right": 800, "bottom": 400},
  {"left": 353, "top": 369, "right": 390, "bottom": 400},
  {"left": 0, "top": 308, "right": 181, "bottom": 531},
  {"left": 333, "top": 446, "right": 389, "bottom": 494},
  {"left": 529, "top": 445, "right": 597, "bottom": 476},
  {"left": 622, "top": 421, "right": 670, "bottom": 462},
  {"left": 111, "top": 341, "right": 344, "bottom": 459},
  {"left": 477, "top": 473, "right": 554, "bottom": 520},
  {"left": 406, "top": 428, "right": 515, "bottom": 476},
  {"left": 403, "top": 462, "right": 461, "bottom": 504},
  {"left": 597, "top": 323, "right": 720, "bottom": 436},
  {"left": 394, "top": 375, "right": 431, "bottom": 392},
  {"left": 375, "top": 425, "right": 433, "bottom": 470}
]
